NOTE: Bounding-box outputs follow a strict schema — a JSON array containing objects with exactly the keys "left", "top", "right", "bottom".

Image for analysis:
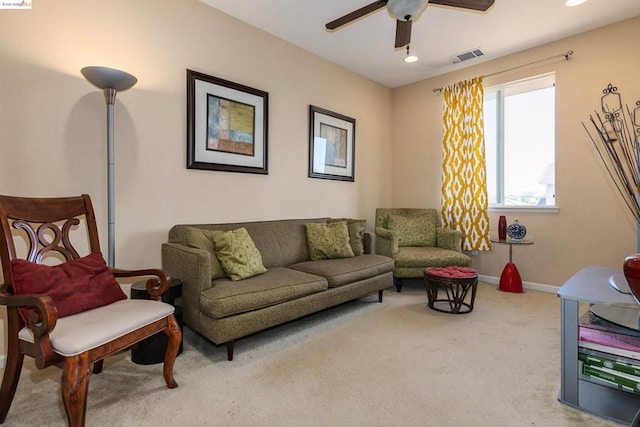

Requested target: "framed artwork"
[
  {"left": 187, "top": 69, "right": 268, "bottom": 174},
  {"left": 308, "top": 105, "right": 355, "bottom": 182}
]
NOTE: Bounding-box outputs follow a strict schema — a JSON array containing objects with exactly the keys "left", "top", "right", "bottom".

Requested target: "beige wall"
[
  {"left": 392, "top": 16, "right": 640, "bottom": 287},
  {"left": 1, "top": 2, "right": 638, "bottom": 363},
  {"left": 0, "top": 1, "right": 392, "bottom": 363}
]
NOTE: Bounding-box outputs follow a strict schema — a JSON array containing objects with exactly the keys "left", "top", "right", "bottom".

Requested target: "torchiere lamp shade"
[{"left": 81, "top": 66, "right": 137, "bottom": 91}]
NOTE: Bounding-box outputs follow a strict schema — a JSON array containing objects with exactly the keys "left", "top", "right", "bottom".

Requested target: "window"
[{"left": 484, "top": 74, "right": 556, "bottom": 208}]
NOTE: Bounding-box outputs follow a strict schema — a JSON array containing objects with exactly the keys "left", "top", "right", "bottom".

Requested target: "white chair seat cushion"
[{"left": 18, "top": 299, "right": 175, "bottom": 357}]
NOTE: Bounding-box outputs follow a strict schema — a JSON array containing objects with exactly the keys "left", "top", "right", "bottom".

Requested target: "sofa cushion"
[
  {"left": 305, "top": 221, "right": 355, "bottom": 260},
  {"left": 211, "top": 227, "right": 267, "bottom": 281},
  {"left": 289, "top": 254, "right": 394, "bottom": 288},
  {"left": 393, "top": 246, "right": 471, "bottom": 268},
  {"left": 387, "top": 214, "right": 436, "bottom": 247},
  {"left": 329, "top": 218, "right": 366, "bottom": 256},
  {"left": 184, "top": 226, "right": 226, "bottom": 279},
  {"left": 200, "top": 267, "right": 328, "bottom": 319},
  {"left": 170, "top": 218, "right": 330, "bottom": 269}
]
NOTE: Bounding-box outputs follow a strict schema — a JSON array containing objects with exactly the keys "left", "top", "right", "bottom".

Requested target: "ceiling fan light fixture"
[
  {"left": 387, "top": 0, "right": 428, "bottom": 21},
  {"left": 404, "top": 45, "right": 418, "bottom": 63}
]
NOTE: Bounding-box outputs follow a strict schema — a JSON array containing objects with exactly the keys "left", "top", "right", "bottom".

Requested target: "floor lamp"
[{"left": 81, "top": 66, "right": 137, "bottom": 267}]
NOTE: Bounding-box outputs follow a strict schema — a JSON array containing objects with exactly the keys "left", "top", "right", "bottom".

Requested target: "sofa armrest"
[
  {"left": 375, "top": 226, "right": 399, "bottom": 256},
  {"left": 162, "top": 242, "right": 212, "bottom": 329},
  {"left": 436, "top": 227, "right": 463, "bottom": 252}
]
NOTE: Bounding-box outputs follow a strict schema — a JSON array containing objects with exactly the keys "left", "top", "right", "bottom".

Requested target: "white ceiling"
[{"left": 200, "top": 0, "right": 640, "bottom": 88}]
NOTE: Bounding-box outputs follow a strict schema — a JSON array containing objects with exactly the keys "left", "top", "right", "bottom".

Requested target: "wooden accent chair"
[{"left": 0, "top": 194, "right": 181, "bottom": 426}]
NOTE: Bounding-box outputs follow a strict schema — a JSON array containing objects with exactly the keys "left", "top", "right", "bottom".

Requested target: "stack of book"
[
  {"left": 579, "top": 309, "right": 640, "bottom": 394},
  {"left": 579, "top": 351, "right": 640, "bottom": 394}
]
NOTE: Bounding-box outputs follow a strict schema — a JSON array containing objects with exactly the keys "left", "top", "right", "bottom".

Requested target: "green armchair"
[{"left": 375, "top": 208, "right": 472, "bottom": 292}]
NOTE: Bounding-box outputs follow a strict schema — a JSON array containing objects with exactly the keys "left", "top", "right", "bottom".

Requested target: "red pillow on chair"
[{"left": 10, "top": 251, "right": 127, "bottom": 321}]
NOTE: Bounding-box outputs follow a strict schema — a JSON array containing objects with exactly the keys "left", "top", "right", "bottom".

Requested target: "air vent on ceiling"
[{"left": 452, "top": 48, "right": 484, "bottom": 64}]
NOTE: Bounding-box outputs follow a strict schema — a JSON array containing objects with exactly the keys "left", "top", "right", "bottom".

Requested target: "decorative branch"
[{"left": 583, "top": 83, "right": 640, "bottom": 222}]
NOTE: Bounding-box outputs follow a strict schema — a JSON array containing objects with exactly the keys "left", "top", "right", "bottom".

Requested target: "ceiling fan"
[{"left": 326, "top": 0, "right": 495, "bottom": 49}]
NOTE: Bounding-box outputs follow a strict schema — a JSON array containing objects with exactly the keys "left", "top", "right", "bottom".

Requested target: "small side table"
[
  {"left": 130, "top": 278, "right": 184, "bottom": 365},
  {"left": 490, "top": 238, "right": 533, "bottom": 293}
]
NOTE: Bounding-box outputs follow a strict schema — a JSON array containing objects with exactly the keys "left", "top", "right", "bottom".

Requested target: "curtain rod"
[{"left": 432, "top": 50, "right": 573, "bottom": 93}]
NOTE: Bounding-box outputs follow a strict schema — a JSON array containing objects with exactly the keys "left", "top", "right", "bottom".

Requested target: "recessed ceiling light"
[{"left": 566, "top": 0, "right": 587, "bottom": 6}]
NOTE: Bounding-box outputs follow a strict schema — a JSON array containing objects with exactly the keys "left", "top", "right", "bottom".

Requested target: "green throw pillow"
[
  {"left": 305, "top": 221, "right": 355, "bottom": 261},
  {"left": 211, "top": 227, "right": 267, "bottom": 281},
  {"left": 328, "top": 218, "right": 366, "bottom": 256},
  {"left": 387, "top": 214, "right": 436, "bottom": 247}
]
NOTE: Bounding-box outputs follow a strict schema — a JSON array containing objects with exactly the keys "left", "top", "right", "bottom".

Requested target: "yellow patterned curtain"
[{"left": 441, "top": 77, "right": 490, "bottom": 251}]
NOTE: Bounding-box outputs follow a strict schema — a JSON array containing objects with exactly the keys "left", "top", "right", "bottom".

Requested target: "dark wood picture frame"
[
  {"left": 187, "top": 69, "right": 268, "bottom": 174},
  {"left": 308, "top": 105, "right": 355, "bottom": 182}
]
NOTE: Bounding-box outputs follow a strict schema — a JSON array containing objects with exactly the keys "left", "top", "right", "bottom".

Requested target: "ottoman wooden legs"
[{"left": 423, "top": 267, "right": 478, "bottom": 314}]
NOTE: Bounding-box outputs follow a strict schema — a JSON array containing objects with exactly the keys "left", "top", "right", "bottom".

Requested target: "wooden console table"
[{"left": 558, "top": 266, "right": 640, "bottom": 424}]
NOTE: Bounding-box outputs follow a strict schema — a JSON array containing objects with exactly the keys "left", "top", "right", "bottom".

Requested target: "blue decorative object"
[{"left": 507, "top": 220, "right": 526, "bottom": 240}]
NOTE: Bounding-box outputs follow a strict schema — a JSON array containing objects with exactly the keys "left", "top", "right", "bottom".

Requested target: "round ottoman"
[{"left": 423, "top": 266, "right": 478, "bottom": 314}]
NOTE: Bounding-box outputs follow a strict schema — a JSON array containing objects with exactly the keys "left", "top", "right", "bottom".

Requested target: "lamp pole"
[{"left": 81, "top": 66, "right": 137, "bottom": 267}]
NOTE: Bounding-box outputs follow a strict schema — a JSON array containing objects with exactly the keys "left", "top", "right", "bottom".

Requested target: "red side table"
[{"left": 490, "top": 238, "right": 534, "bottom": 293}]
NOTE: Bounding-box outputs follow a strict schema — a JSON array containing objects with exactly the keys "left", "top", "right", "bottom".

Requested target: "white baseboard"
[{"left": 478, "top": 274, "right": 559, "bottom": 294}]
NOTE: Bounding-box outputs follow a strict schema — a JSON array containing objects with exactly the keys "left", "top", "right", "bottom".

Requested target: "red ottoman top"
[{"left": 425, "top": 266, "right": 477, "bottom": 279}]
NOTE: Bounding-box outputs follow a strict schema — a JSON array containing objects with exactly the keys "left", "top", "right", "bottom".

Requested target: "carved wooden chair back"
[
  {"left": 0, "top": 195, "right": 100, "bottom": 370},
  {"left": 0, "top": 194, "right": 100, "bottom": 268},
  {"left": 0, "top": 194, "right": 180, "bottom": 427}
]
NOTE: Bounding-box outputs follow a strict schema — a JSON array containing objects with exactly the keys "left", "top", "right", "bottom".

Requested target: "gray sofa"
[{"left": 161, "top": 218, "right": 394, "bottom": 360}]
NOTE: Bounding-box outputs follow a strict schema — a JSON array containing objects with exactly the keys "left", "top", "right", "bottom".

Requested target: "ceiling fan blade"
[
  {"left": 325, "top": 0, "right": 388, "bottom": 30},
  {"left": 394, "top": 19, "right": 412, "bottom": 48},
  {"left": 428, "top": 0, "right": 495, "bottom": 12}
]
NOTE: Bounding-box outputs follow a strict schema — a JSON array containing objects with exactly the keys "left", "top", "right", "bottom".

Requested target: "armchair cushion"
[
  {"left": 211, "top": 227, "right": 267, "bottom": 281},
  {"left": 18, "top": 299, "right": 175, "bottom": 356},
  {"left": 10, "top": 251, "right": 127, "bottom": 321},
  {"left": 394, "top": 247, "right": 471, "bottom": 268},
  {"left": 387, "top": 214, "right": 436, "bottom": 247}
]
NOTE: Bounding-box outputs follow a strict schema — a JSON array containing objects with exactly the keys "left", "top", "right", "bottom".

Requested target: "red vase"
[
  {"left": 623, "top": 254, "right": 640, "bottom": 305},
  {"left": 498, "top": 215, "right": 507, "bottom": 240}
]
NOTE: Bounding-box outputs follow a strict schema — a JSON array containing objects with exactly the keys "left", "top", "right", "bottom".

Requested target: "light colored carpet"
[{"left": 1, "top": 281, "right": 625, "bottom": 426}]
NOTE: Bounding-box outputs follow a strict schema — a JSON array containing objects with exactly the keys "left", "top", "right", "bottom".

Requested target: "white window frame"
[{"left": 485, "top": 73, "right": 559, "bottom": 214}]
